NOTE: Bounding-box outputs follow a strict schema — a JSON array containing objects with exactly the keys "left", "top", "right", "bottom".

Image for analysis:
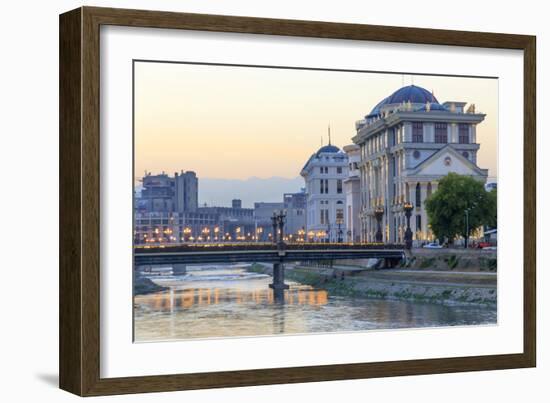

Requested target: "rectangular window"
[
  {"left": 336, "top": 208, "right": 344, "bottom": 225},
  {"left": 337, "top": 166, "right": 342, "bottom": 174},
  {"left": 336, "top": 179, "right": 343, "bottom": 194},
  {"left": 459, "top": 123, "right": 469, "bottom": 144},
  {"left": 435, "top": 123, "right": 448, "bottom": 143},
  {"left": 320, "top": 209, "right": 329, "bottom": 225},
  {"left": 412, "top": 122, "right": 423, "bottom": 142},
  {"left": 416, "top": 215, "right": 422, "bottom": 232},
  {"left": 320, "top": 179, "right": 329, "bottom": 194}
]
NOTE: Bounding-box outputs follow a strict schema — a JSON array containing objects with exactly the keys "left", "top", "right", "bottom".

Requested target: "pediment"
[{"left": 409, "top": 146, "right": 487, "bottom": 177}]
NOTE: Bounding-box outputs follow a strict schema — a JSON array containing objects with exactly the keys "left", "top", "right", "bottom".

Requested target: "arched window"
[{"left": 415, "top": 183, "right": 421, "bottom": 207}]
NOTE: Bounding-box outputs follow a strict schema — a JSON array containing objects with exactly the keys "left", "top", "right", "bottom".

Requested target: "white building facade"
[
  {"left": 352, "top": 85, "right": 489, "bottom": 244},
  {"left": 343, "top": 144, "right": 361, "bottom": 242},
  {"left": 301, "top": 143, "right": 348, "bottom": 242}
]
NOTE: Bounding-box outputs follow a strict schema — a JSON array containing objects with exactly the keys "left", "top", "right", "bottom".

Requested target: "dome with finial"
[{"left": 316, "top": 125, "right": 341, "bottom": 155}]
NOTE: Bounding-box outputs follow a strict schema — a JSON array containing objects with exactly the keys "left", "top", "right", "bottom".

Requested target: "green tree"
[{"left": 425, "top": 173, "right": 497, "bottom": 245}]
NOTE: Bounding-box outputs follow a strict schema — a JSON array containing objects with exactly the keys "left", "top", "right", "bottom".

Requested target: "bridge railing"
[{"left": 134, "top": 242, "right": 405, "bottom": 254}]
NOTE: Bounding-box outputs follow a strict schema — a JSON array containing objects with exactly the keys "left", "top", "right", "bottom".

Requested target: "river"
[{"left": 133, "top": 264, "right": 497, "bottom": 342}]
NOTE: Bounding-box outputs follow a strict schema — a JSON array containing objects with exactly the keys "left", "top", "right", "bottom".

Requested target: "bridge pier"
[
  {"left": 269, "top": 262, "right": 289, "bottom": 302},
  {"left": 172, "top": 264, "right": 187, "bottom": 275}
]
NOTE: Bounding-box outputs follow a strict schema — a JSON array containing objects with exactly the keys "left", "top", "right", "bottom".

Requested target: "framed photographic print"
[{"left": 59, "top": 6, "right": 536, "bottom": 396}]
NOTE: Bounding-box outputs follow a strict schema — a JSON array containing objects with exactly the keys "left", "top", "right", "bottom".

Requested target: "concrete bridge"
[
  {"left": 134, "top": 243, "right": 405, "bottom": 266},
  {"left": 135, "top": 213, "right": 405, "bottom": 301},
  {"left": 135, "top": 243, "right": 404, "bottom": 299}
]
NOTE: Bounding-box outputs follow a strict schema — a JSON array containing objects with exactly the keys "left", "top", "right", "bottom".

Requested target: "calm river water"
[{"left": 134, "top": 264, "right": 497, "bottom": 342}]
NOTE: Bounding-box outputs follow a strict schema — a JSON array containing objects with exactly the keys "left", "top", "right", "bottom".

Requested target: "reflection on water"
[
  {"left": 133, "top": 264, "right": 497, "bottom": 342},
  {"left": 138, "top": 286, "right": 328, "bottom": 309}
]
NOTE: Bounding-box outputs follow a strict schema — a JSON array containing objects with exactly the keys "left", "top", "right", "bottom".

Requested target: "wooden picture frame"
[{"left": 59, "top": 6, "right": 536, "bottom": 396}]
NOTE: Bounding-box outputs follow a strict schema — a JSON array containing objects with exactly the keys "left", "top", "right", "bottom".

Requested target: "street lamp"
[
  {"left": 276, "top": 211, "right": 286, "bottom": 248},
  {"left": 256, "top": 226, "right": 263, "bottom": 243},
  {"left": 464, "top": 207, "right": 472, "bottom": 249},
  {"left": 201, "top": 227, "right": 210, "bottom": 242},
  {"left": 298, "top": 228, "right": 305, "bottom": 242},
  {"left": 374, "top": 206, "right": 384, "bottom": 243},
  {"left": 183, "top": 227, "right": 192, "bottom": 243},
  {"left": 403, "top": 202, "right": 414, "bottom": 250},
  {"left": 271, "top": 212, "right": 278, "bottom": 245}
]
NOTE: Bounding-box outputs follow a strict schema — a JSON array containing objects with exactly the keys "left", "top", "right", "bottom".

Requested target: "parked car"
[
  {"left": 423, "top": 242, "right": 443, "bottom": 249},
  {"left": 476, "top": 242, "right": 492, "bottom": 249},
  {"left": 482, "top": 246, "right": 497, "bottom": 251}
]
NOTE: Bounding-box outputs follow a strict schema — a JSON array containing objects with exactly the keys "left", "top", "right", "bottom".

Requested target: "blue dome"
[
  {"left": 317, "top": 144, "right": 340, "bottom": 154},
  {"left": 368, "top": 85, "right": 440, "bottom": 117}
]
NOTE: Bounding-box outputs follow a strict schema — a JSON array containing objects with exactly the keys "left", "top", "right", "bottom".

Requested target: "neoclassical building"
[
  {"left": 352, "top": 85, "right": 489, "bottom": 244},
  {"left": 300, "top": 142, "right": 348, "bottom": 242}
]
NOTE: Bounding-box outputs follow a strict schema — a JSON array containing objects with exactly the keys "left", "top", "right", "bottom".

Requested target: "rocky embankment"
[
  {"left": 249, "top": 249, "right": 497, "bottom": 306},
  {"left": 134, "top": 275, "right": 168, "bottom": 295}
]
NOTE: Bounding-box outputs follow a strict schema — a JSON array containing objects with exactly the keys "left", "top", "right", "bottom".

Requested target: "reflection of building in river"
[{"left": 136, "top": 287, "right": 329, "bottom": 309}]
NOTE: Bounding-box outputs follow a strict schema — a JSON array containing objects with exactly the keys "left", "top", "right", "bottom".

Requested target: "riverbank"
[
  {"left": 248, "top": 254, "right": 497, "bottom": 306},
  {"left": 134, "top": 275, "right": 169, "bottom": 295},
  {"left": 332, "top": 248, "right": 497, "bottom": 272}
]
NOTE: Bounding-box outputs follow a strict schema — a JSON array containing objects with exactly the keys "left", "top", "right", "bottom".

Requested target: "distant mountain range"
[
  {"left": 134, "top": 176, "right": 305, "bottom": 209},
  {"left": 199, "top": 176, "right": 304, "bottom": 208}
]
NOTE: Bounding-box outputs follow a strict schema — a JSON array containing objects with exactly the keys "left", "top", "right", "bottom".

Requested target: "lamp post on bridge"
[
  {"left": 403, "top": 202, "right": 413, "bottom": 250},
  {"left": 464, "top": 207, "right": 472, "bottom": 249},
  {"left": 271, "top": 212, "right": 278, "bottom": 245},
  {"left": 276, "top": 211, "right": 286, "bottom": 249},
  {"left": 374, "top": 206, "right": 384, "bottom": 243}
]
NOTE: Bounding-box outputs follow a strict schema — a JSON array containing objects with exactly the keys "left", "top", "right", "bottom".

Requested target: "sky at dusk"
[{"left": 134, "top": 61, "right": 498, "bottom": 195}]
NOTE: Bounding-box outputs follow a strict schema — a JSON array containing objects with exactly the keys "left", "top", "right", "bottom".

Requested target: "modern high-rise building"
[
  {"left": 139, "top": 170, "right": 198, "bottom": 213},
  {"left": 300, "top": 141, "right": 348, "bottom": 242},
  {"left": 140, "top": 172, "right": 175, "bottom": 212},
  {"left": 174, "top": 170, "right": 198, "bottom": 212},
  {"left": 352, "top": 85, "right": 489, "bottom": 244}
]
